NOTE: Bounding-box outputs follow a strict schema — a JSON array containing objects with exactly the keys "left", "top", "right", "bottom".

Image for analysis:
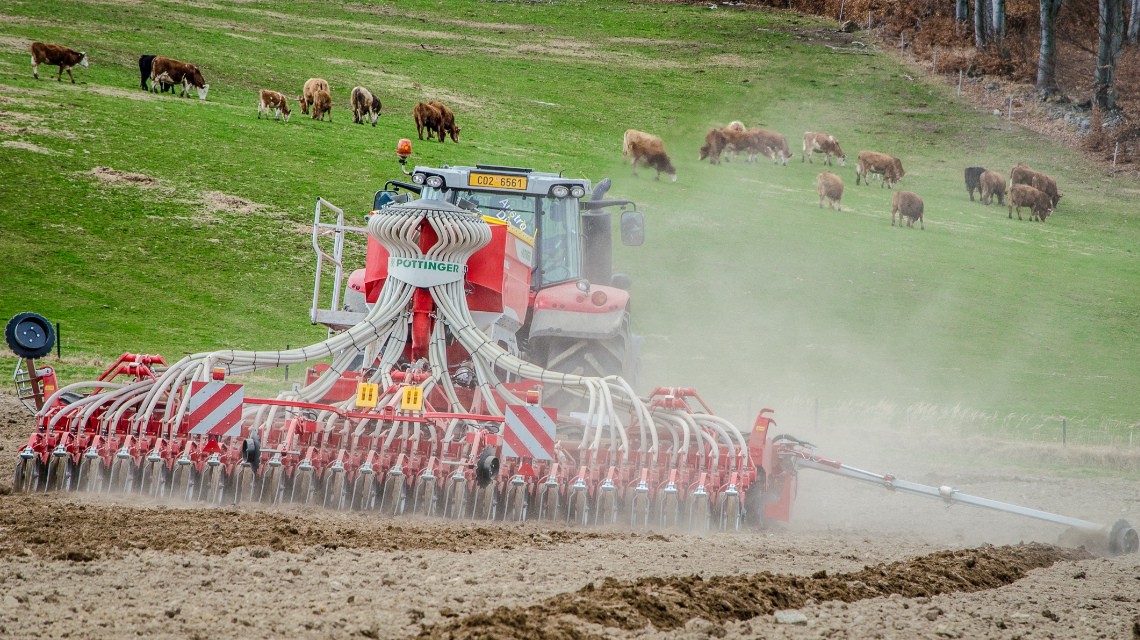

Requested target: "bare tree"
[
  {"left": 992, "top": 0, "right": 1007, "bottom": 45},
  {"left": 1037, "top": 0, "right": 1065, "bottom": 92},
  {"left": 958, "top": 0, "right": 970, "bottom": 23},
  {"left": 1095, "top": 0, "right": 1125, "bottom": 108},
  {"left": 975, "top": 0, "right": 991, "bottom": 46},
  {"left": 1128, "top": 0, "right": 1139, "bottom": 43}
]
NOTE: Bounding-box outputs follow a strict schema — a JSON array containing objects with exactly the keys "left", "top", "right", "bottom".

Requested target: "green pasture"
[{"left": 1, "top": 0, "right": 1138, "bottom": 443}]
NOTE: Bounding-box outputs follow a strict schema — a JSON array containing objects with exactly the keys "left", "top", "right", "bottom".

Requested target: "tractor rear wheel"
[{"left": 534, "top": 317, "right": 638, "bottom": 410}]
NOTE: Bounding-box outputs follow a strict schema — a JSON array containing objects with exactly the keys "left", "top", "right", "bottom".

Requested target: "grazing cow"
[
  {"left": 802, "top": 132, "right": 846, "bottom": 166},
  {"left": 964, "top": 166, "right": 985, "bottom": 201},
  {"left": 816, "top": 172, "right": 843, "bottom": 210},
  {"left": 257, "top": 90, "right": 291, "bottom": 123},
  {"left": 1030, "top": 173, "right": 1062, "bottom": 208},
  {"left": 891, "top": 191, "right": 925, "bottom": 230},
  {"left": 1009, "top": 184, "right": 1052, "bottom": 221},
  {"left": 979, "top": 170, "right": 1006, "bottom": 206},
  {"left": 623, "top": 129, "right": 677, "bottom": 182},
  {"left": 298, "top": 78, "right": 330, "bottom": 115},
  {"left": 138, "top": 55, "right": 170, "bottom": 92},
  {"left": 856, "top": 151, "right": 905, "bottom": 188},
  {"left": 30, "top": 42, "right": 87, "bottom": 83},
  {"left": 351, "top": 86, "right": 382, "bottom": 126},
  {"left": 311, "top": 89, "right": 332, "bottom": 121},
  {"left": 750, "top": 128, "right": 790, "bottom": 165},
  {"left": 150, "top": 57, "right": 209, "bottom": 99},
  {"left": 1010, "top": 162, "right": 1038, "bottom": 188},
  {"left": 413, "top": 102, "right": 443, "bottom": 141},
  {"left": 428, "top": 100, "right": 461, "bottom": 142},
  {"left": 699, "top": 128, "right": 729, "bottom": 164}
]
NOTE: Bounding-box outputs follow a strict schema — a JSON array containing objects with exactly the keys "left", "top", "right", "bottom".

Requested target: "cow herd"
[
  {"left": 28, "top": 41, "right": 463, "bottom": 140},
  {"left": 624, "top": 121, "right": 1065, "bottom": 232}
]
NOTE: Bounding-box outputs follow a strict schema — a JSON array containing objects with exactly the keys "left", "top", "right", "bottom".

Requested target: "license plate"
[{"left": 468, "top": 172, "right": 528, "bottom": 191}]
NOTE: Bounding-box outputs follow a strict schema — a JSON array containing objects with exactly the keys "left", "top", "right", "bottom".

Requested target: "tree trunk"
[
  {"left": 958, "top": 0, "right": 970, "bottom": 23},
  {"left": 992, "top": 0, "right": 1006, "bottom": 45},
  {"left": 975, "top": 0, "right": 990, "bottom": 46},
  {"left": 1128, "top": 0, "right": 1139, "bottom": 44},
  {"left": 1095, "top": 0, "right": 1124, "bottom": 109},
  {"left": 1037, "top": 0, "right": 1064, "bottom": 92}
]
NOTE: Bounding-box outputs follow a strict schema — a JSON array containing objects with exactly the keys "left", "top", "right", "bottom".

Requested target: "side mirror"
[
  {"left": 373, "top": 190, "right": 410, "bottom": 210},
  {"left": 620, "top": 210, "right": 645, "bottom": 246}
]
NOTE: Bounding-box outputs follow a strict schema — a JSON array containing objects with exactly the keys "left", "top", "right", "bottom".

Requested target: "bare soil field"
[{"left": 1, "top": 395, "right": 1138, "bottom": 639}]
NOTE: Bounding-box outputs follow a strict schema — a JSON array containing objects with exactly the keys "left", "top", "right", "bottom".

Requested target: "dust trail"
[{"left": 415, "top": 543, "right": 1090, "bottom": 640}]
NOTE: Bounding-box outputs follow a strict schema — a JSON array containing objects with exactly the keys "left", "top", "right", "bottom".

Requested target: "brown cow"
[
  {"left": 891, "top": 191, "right": 924, "bottom": 229},
  {"left": 979, "top": 170, "right": 1006, "bottom": 206},
  {"left": 298, "top": 78, "right": 329, "bottom": 115},
  {"left": 30, "top": 42, "right": 87, "bottom": 83},
  {"left": 699, "top": 128, "right": 729, "bottom": 164},
  {"left": 257, "top": 90, "right": 291, "bottom": 123},
  {"left": 1010, "top": 162, "right": 1038, "bottom": 188},
  {"left": 1009, "top": 184, "right": 1052, "bottom": 221},
  {"left": 351, "top": 86, "right": 381, "bottom": 126},
  {"left": 414, "top": 102, "right": 443, "bottom": 141},
  {"left": 964, "top": 166, "right": 985, "bottom": 201},
  {"left": 623, "top": 130, "right": 676, "bottom": 182},
  {"left": 311, "top": 89, "right": 332, "bottom": 121},
  {"left": 856, "top": 151, "right": 905, "bottom": 188},
  {"left": 150, "top": 57, "right": 209, "bottom": 99},
  {"left": 802, "top": 132, "right": 845, "bottom": 166},
  {"left": 816, "top": 172, "right": 843, "bottom": 210},
  {"left": 427, "top": 101, "right": 460, "bottom": 142},
  {"left": 1030, "top": 173, "right": 1062, "bottom": 208},
  {"left": 750, "top": 129, "right": 790, "bottom": 165}
]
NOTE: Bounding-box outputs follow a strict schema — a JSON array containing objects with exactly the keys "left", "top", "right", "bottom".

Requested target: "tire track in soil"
[
  {"left": 415, "top": 543, "right": 1091, "bottom": 640},
  {"left": 0, "top": 495, "right": 638, "bottom": 559}
]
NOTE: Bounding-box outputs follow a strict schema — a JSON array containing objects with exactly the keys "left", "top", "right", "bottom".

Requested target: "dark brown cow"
[
  {"left": 699, "top": 128, "right": 729, "bottom": 164},
  {"left": 964, "top": 166, "right": 985, "bottom": 201},
  {"left": 257, "top": 90, "right": 291, "bottom": 123},
  {"left": 414, "top": 102, "right": 443, "bottom": 141},
  {"left": 1009, "top": 184, "right": 1052, "bottom": 221},
  {"left": 891, "top": 191, "right": 924, "bottom": 229},
  {"left": 30, "top": 42, "right": 87, "bottom": 83},
  {"left": 298, "top": 78, "right": 329, "bottom": 115},
  {"left": 623, "top": 129, "right": 676, "bottom": 182},
  {"left": 1030, "top": 173, "right": 1062, "bottom": 208},
  {"left": 1010, "top": 162, "right": 1038, "bottom": 188},
  {"left": 979, "top": 170, "right": 1006, "bottom": 206},
  {"left": 856, "top": 151, "right": 905, "bottom": 188},
  {"left": 428, "top": 100, "right": 460, "bottom": 142},
  {"left": 816, "top": 172, "right": 843, "bottom": 210},
  {"left": 351, "top": 86, "right": 381, "bottom": 126},
  {"left": 311, "top": 89, "right": 332, "bottom": 121},
  {"left": 802, "top": 132, "right": 846, "bottom": 166},
  {"left": 150, "top": 57, "right": 209, "bottom": 99}
]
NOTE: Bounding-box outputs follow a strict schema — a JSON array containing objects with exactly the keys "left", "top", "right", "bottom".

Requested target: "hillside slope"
[{"left": 1, "top": 0, "right": 1138, "bottom": 440}]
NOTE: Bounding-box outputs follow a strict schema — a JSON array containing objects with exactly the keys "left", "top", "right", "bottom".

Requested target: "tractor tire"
[{"left": 534, "top": 317, "right": 639, "bottom": 411}]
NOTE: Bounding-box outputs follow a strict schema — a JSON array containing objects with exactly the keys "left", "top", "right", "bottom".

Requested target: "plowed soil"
[{"left": 0, "top": 394, "right": 1138, "bottom": 640}]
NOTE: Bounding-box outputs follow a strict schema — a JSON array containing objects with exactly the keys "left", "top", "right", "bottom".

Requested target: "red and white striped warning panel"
[
  {"left": 187, "top": 381, "right": 244, "bottom": 437},
  {"left": 503, "top": 405, "right": 557, "bottom": 460}
]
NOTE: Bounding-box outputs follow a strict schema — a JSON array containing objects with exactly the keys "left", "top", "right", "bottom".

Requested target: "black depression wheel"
[{"left": 5, "top": 312, "right": 55, "bottom": 359}]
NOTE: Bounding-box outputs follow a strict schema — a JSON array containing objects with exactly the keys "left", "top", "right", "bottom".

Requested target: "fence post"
[
  {"left": 932, "top": 50, "right": 938, "bottom": 74},
  {"left": 839, "top": 0, "right": 845, "bottom": 22},
  {"left": 958, "top": 69, "right": 963, "bottom": 96},
  {"left": 1007, "top": 96, "right": 1012, "bottom": 120},
  {"left": 1113, "top": 141, "right": 1119, "bottom": 167},
  {"left": 901, "top": 32, "right": 905, "bottom": 54},
  {"left": 56, "top": 322, "right": 61, "bottom": 359},
  {"left": 868, "top": 10, "right": 871, "bottom": 31},
  {"left": 1062, "top": 417, "right": 1066, "bottom": 446}
]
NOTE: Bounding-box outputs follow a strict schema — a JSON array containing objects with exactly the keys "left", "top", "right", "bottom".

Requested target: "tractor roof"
[{"left": 412, "top": 164, "right": 591, "bottom": 198}]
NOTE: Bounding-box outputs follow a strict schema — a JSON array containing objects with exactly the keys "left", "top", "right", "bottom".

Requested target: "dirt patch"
[
  {"left": 0, "top": 494, "right": 637, "bottom": 559},
  {"left": 775, "top": 25, "right": 856, "bottom": 48},
  {"left": 88, "top": 166, "right": 160, "bottom": 186},
  {"left": 201, "top": 190, "right": 263, "bottom": 215},
  {"left": 1, "top": 140, "right": 54, "bottom": 154},
  {"left": 420, "top": 544, "right": 1090, "bottom": 639}
]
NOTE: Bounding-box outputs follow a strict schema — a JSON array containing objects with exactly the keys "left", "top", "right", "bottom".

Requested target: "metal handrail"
[{"left": 310, "top": 198, "right": 369, "bottom": 331}]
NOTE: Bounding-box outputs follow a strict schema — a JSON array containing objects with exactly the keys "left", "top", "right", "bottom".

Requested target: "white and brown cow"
[
  {"left": 351, "top": 86, "right": 382, "bottom": 126},
  {"left": 623, "top": 129, "right": 676, "bottom": 182},
  {"left": 802, "top": 132, "right": 845, "bottom": 166},
  {"left": 31, "top": 42, "right": 87, "bottom": 83},
  {"left": 856, "top": 151, "right": 905, "bottom": 188},
  {"left": 257, "top": 90, "right": 291, "bottom": 122},
  {"left": 150, "top": 56, "right": 209, "bottom": 99}
]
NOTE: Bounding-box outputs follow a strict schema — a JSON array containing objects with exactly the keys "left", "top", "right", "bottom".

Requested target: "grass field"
[{"left": 2, "top": 0, "right": 1139, "bottom": 444}]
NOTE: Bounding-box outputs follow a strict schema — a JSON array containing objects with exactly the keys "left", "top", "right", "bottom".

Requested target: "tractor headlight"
[
  {"left": 570, "top": 186, "right": 585, "bottom": 199},
  {"left": 575, "top": 279, "right": 590, "bottom": 293},
  {"left": 426, "top": 175, "right": 443, "bottom": 189},
  {"left": 412, "top": 173, "right": 426, "bottom": 185},
  {"left": 551, "top": 185, "right": 569, "bottom": 199}
]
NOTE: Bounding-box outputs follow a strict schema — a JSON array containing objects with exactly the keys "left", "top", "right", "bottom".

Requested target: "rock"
[
  {"left": 985, "top": 82, "right": 1002, "bottom": 89},
  {"left": 774, "top": 610, "right": 809, "bottom": 625},
  {"left": 329, "top": 580, "right": 343, "bottom": 592},
  {"left": 993, "top": 109, "right": 1002, "bottom": 116},
  {"left": 840, "top": 20, "right": 858, "bottom": 32}
]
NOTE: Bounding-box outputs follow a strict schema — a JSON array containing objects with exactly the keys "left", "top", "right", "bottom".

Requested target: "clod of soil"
[
  {"left": 87, "top": 166, "right": 159, "bottom": 185},
  {"left": 0, "top": 495, "right": 634, "bottom": 558},
  {"left": 418, "top": 544, "right": 1090, "bottom": 640}
]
